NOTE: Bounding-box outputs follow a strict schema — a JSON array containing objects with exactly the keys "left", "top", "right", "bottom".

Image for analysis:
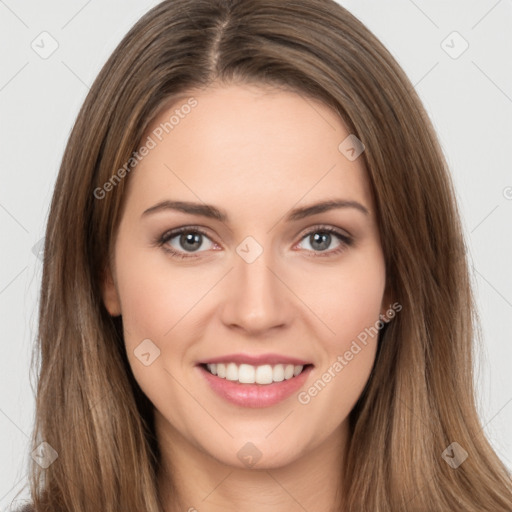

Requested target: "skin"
[{"left": 102, "top": 83, "right": 391, "bottom": 512}]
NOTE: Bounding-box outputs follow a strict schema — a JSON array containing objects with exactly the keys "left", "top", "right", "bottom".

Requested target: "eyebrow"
[{"left": 141, "top": 198, "right": 369, "bottom": 222}]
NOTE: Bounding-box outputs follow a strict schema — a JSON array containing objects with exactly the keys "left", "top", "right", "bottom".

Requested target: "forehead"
[{"left": 125, "top": 83, "right": 373, "bottom": 218}]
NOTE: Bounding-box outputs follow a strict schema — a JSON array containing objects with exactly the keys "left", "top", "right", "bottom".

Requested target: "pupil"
[
  {"left": 311, "top": 232, "right": 330, "bottom": 251},
  {"left": 180, "top": 232, "right": 202, "bottom": 251}
]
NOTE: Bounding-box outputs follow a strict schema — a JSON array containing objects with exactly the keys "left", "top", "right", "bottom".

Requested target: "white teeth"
[
  {"left": 284, "top": 364, "right": 294, "bottom": 379},
  {"left": 216, "top": 363, "right": 226, "bottom": 378},
  {"left": 226, "top": 362, "right": 238, "bottom": 381},
  {"left": 256, "top": 365, "right": 273, "bottom": 384},
  {"left": 238, "top": 364, "right": 255, "bottom": 383},
  {"left": 273, "top": 364, "right": 285, "bottom": 382},
  {"left": 205, "top": 362, "right": 305, "bottom": 384}
]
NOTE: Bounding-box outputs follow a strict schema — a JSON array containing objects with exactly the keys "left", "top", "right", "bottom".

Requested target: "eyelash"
[{"left": 156, "top": 225, "right": 353, "bottom": 260}]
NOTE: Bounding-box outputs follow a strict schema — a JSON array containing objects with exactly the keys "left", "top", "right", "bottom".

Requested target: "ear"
[{"left": 100, "top": 263, "right": 122, "bottom": 317}]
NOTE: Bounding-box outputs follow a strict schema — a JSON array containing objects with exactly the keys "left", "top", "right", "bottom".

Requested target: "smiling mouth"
[{"left": 200, "top": 362, "right": 313, "bottom": 385}]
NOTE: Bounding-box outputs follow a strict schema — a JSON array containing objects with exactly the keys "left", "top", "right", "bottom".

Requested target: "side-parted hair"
[{"left": 25, "top": 1, "right": 512, "bottom": 511}]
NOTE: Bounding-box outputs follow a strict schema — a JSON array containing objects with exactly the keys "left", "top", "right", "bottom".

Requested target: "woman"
[{"left": 20, "top": 0, "right": 512, "bottom": 510}]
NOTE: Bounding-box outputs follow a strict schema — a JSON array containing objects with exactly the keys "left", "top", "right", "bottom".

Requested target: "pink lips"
[{"left": 196, "top": 362, "right": 314, "bottom": 408}]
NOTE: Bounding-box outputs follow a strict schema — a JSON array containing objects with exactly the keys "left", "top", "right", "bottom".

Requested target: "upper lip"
[{"left": 198, "top": 353, "right": 313, "bottom": 366}]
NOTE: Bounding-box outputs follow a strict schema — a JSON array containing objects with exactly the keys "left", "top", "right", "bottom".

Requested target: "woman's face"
[{"left": 102, "top": 83, "right": 390, "bottom": 469}]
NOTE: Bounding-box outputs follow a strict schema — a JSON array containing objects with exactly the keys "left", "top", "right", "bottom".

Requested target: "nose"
[{"left": 219, "top": 245, "right": 293, "bottom": 335}]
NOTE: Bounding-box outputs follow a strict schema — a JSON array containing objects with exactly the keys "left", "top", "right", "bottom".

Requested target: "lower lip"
[{"left": 197, "top": 364, "right": 313, "bottom": 408}]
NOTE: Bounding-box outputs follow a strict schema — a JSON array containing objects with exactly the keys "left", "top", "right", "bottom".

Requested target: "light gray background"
[{"left": 1, "top": 0, "right": 511, "bottom": 508}]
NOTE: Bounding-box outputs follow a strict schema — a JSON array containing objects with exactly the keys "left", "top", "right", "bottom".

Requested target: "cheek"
[
  {"left": 296, "top": 267, "right": 384, "bottom": 429},
  {"left": 113, "top": 237, "right": 191, "bottom": 343},
  {"left": 295, "top": 248, "right": 385, "bottom": 403},
  {"left": 112, "top": 237, "right": 214, "bottom": 389},
  {"left": 312, "top": 252, "right": 385, "bottom": 408},
  {"left": 297, "top": 247, "right": 386, "bottom": 345},
  {"left": 116, "top": 267, "right": 169, "bottom": 343},
  {"left": 113, "top": 244, "right": 191, "bottom": 409}
]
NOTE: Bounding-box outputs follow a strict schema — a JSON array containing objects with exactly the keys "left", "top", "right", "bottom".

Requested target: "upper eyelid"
[
  {"left": 160, "top": 224, "right": 351, "bottom": 250},
  {"left": 161, "top": 226, "right": 216, "bottom": 248}
]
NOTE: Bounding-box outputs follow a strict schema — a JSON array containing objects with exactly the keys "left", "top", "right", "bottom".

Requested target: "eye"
[
  {"left": 156, "top": 225, "right": 353, "bottom": 260},
  {"left": 295, "top": 226, "right": 353, "bottom": 257},
  {"left": 157, "top": 226, "right": 217, "bottom": 259}
]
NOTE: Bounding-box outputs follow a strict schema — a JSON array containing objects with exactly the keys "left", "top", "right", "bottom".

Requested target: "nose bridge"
[{"left": 220, "top": 235, "right": 290, "bottom": 332}]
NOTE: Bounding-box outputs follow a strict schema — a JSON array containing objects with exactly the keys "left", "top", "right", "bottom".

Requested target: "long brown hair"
[{"left": 25, "top": 0, "right": 512, "bottom": 510}]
